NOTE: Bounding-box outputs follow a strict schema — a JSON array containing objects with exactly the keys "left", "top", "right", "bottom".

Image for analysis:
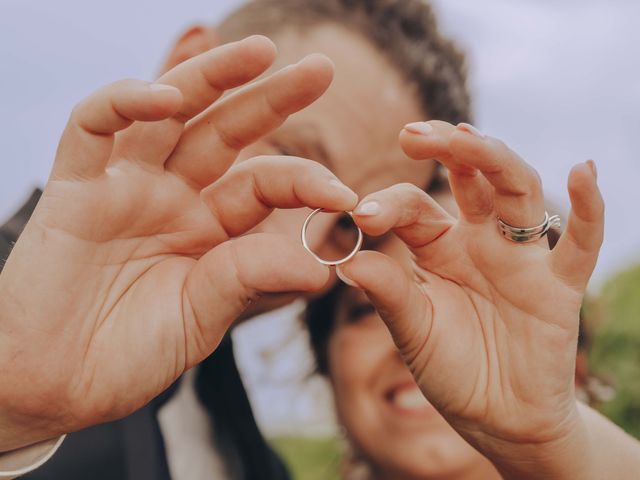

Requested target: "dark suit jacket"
[{"left": 0, "top": 190, "right": 290, "bottom": 480}]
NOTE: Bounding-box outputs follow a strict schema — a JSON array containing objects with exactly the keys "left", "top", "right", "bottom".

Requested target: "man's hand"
[{"left": 0, "top": 35, "right": 357, "bottom": 451}]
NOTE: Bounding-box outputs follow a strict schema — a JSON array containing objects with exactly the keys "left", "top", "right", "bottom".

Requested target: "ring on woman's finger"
[
  {"left": 498, "top": 211, "right": 561, "bottom": 243},
  {"left": 301, "top": 208, "right": 363, "bottom": 266}
]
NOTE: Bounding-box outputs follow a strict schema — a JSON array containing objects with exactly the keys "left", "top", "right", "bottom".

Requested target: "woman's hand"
[
  {"left": 337, "top": 121, "right": 604, "bottom": 478},
  {"left": 0, "top": 36, "right": 357, "bottom": 451}
]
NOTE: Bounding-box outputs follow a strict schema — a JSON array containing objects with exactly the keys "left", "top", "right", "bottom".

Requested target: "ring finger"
[{"left": 449, "top": 123, "right": 547, "bottom": 234}]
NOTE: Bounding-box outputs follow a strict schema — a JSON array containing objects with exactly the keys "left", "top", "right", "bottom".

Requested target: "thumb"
[
  {"left": 183, "top": 233, "right": 330, "bottom": 365},
  {"left": 336, "top": 250, "right": 433, "bottom": 365}
]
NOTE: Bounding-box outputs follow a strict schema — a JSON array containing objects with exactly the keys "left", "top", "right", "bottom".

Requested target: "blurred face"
[
  {"left": 236, "top": 25, "right": 435, "bottom": 262},
  {"left": 165, "top": 23, "right": 437, "bottom": 314},
  {"left": 327, "top": 238, "right": 499, "bottom": 480}
]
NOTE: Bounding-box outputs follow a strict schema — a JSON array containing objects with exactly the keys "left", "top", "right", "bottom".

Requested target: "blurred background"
[{"left": 1, "top": 1, "right": 638, "bottom": 478}]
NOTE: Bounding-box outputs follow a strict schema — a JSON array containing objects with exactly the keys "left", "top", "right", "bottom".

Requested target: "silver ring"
[
  {"left": 301, "top": 208, "right": 363, "bottom": 266},
  {"left": 498, "top": 212, "right": 561, "bottom": 243}
]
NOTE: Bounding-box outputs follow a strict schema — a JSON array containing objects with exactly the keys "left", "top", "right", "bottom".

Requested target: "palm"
[
  {"left": 347, "top": 120, "right": 603, "bottom": 448},
  {"left": 32, "top": 168, "right": 214, "bottom": 412},
  {"left": 0, "top": 38, "right": 357, "bottom": 445},
  {"left": 409, "top": 222, "right": 581, "bottom": 436}
]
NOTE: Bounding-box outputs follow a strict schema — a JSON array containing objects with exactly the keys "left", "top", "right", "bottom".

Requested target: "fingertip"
[
  {"left": 398, "top": 120, "right": 454, "bottom": 165},
  {"left": 149, "top": 83, "right": 184, "bottom": 115},
  {"left": 336, "top": 265, "right": 362, "bottom": 288},
  {"left": 297, "top": 53, "right": 335, "bottom": 89},
  {"left": 242, "top": 34, "right": 278, "bottom": 57},
  {"left": 568, "top": 162, "right": 599, "bottom": 196},
  {"left": 399, "top": 127, "right": 433, "bottom": 160},
  {"left": 449, "top": 127, "right": 485, "bottom": 157},
  {"left": 352, "top": 199, "right": 391, "bottom": 237},
  {"left": 586, "top": 159, "right": 597, "bottom": 179},
  {"left": 338, "top": 250, "right": 412, "bottom": 309},
  {"left": 237, "top": 35, "right": 278, "bottom": 71},
  {"left": 567, "top": 162, "right": 604, "bottom": 221},
  {"left": 274, "top": 54, "right": 334, "bottom": 115},
  {"left": 456, "top": 122, "right": 486, "bottom": 139},
  {"left": 300, "top": 53, "right": 335, "bottom": 73}
]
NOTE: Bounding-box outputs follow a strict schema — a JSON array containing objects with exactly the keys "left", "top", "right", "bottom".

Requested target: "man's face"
[{"left": 235, "top": 25, "right": 435, "bottom": 262}]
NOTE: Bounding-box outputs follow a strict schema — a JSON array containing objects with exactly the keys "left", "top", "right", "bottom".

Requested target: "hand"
[
  {"left": 337, "top": 121, "right": 604, "bottom": 478},
  {"left": 0, "top": 36, "right": 357, "bottom": 451}
]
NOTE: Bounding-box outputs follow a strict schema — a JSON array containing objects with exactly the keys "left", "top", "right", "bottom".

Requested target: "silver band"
[
  {"left": 498, "top": 212, "right": 561, "bottom": 243},
  {"left": 301, "top": 208, "right": 363, "bottom": 266}
]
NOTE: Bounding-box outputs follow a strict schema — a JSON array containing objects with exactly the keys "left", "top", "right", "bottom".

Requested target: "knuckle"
[
  {"left": 494, "top": 138, "right": 509, "bottom": 151},
  {"left": 69, "top": 100, "right": 88, "bottom": 124},
  {"left": 525, "top": 165, "right": 544, "bottom": 194}
]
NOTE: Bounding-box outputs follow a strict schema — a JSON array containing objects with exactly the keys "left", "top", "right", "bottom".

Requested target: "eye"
[
  {"left": 329, "top": 213, "right": 360, "bottom": 256},
  {"left": 346, "top": 302, "right": 377, "bottom": 324}
]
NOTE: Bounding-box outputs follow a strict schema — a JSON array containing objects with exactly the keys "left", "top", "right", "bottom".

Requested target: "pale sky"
[{"left": 1, "top": 0, "right": 639, "bottom": 436}]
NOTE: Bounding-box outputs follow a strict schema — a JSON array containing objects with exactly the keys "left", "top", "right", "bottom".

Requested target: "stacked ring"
[{"left": 497, "top": 212, "right": 561, "bottom": 243}]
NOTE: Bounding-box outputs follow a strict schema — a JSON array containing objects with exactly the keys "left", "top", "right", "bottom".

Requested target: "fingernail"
[
  {"left": 457, "top": 122, "right": 486, "bottom": 139},
  {"left": 149, "top": 83, "right": 178, "bottom": 92},
  {"left": 404, "top": 121, "right": 433, "bottom": 136},
  {"left": 586, "top": 160, "right": 597, "bottom": 179},
  {"left": 336, "top": 266, "right": 361, "bottom": 288},
  {"left": 354, "top": 201, "right": 380, "bottom": 216}
]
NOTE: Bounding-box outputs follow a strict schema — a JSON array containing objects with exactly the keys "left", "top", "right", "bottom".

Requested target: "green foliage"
[
  {"left": 270, "top": 436, "right": 342, "bottom": 480},
  {"left": 589, "top": 264, "right": 640, "bottom": 438}
]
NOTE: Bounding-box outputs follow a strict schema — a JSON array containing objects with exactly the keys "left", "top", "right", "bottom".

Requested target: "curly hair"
[{"left": 217, "top": 0, "right": 472, "bottom": 125}]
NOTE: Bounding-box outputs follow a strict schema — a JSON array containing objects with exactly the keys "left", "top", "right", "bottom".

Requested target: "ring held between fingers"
[{"left": 201, "top": 155, "right": 357, "bottom": 238}]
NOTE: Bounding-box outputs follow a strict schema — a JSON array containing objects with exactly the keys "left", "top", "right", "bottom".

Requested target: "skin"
[
  {"left": 160, "top": 24, "right": 434, "bottom": 318},
  {"left": 0, "top": 35, "right": 354, "bottom": 451},
  {"left": 0, "top": 25, "right": 431, "bottom": 451},
  {"left": 235, "top": 26, "right": 434, "bottom": 296},
  {"left": 1, "top": 19, "right": 640, "bottom": 480},
  {"left": 329, "top": 236, "right": 500, "bottom": 480},
  {"left": 234, "top": 26, "right": 435, "bottom": 313},
  {"left": 337, "top": 121, "right": 640, "bottom": 479}
]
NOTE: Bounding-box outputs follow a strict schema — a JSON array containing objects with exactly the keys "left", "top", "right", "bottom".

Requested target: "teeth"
[{"left": 392, "top": 387, "right": 430, "bottom": 409}]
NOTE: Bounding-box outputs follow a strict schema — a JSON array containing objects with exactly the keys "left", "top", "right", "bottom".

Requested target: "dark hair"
[
  {"left": 218, "top": 0, "right": 472, "bottom": 126},
  {"left": 305, "top": 283, "right": 346, "bottom": 375}
]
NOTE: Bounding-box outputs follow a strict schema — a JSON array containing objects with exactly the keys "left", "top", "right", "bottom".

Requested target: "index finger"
[{"left": 201, "top": 156, "right": 358, "bottom": 238}]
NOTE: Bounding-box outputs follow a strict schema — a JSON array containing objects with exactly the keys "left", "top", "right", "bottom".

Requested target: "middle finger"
[
  {"left": 166, "top": 54, "right": 334, "bottom": 188},
  {"left": 449, "top": 123, "right": 546, "bottom": 230},
  {"left": 113, "top": 35, "right": 277, "bottom": 166}
]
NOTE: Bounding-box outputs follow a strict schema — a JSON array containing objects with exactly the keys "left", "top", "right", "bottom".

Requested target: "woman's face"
[{"left": 327, "top": 238, "right": 499, "bottom": 480}]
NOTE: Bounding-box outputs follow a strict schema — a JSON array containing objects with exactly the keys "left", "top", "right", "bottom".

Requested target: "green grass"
[
  {"left": 270, "top": 435, "right": 342, "bottom": 480},
  {"left": 589, "top": 264, "right": 640, "bottom": 438}
]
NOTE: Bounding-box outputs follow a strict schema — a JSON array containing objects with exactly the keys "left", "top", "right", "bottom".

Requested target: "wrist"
[
  {"left": 457, "top": 400, "right": 596, "bottom": 480},
  {"left": 0, "top": 407, "right": 58, "bottom": 453}
]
